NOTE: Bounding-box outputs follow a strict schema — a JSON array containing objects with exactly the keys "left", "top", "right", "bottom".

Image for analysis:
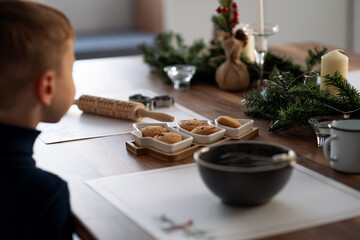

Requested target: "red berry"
[
  {"left": 216, "top": 6, "right": 222, "bottom": 13},
  {"left": 232, "top": 2, "right": 237, "bottom": 8},
  {"left": 234, "top": 10, "right": 239, "bottom": 16},
  {"left": 222, "top": 6, "right": 228, "bottom": 13},
  {"left": 233, "top": 15, "right": 239, "bottom": 22}
]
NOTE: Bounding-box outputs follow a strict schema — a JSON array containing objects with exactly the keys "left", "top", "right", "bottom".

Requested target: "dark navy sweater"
[{"left": 0, "top": 123, "right": 73, "bottom": 239}]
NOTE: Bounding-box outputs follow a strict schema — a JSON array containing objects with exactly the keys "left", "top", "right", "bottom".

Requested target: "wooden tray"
[{"left": 126, "top": 127, "right": 259, "bottom": 162}]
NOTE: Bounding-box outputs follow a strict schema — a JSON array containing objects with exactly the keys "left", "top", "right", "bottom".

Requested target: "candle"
[
  {"left": 320, "top": 50, "right": 348, "bottom": 96},
  {"left": 241, "top": 34, "right": 256, "bottom": 63},
  {"left": 257, "top": 0, "right": 264, "bottom": 34},
  {"left": 257, "top": 0, "right": 266, "bottom": 51}
]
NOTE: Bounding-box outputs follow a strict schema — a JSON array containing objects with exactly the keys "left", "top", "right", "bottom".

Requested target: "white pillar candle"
[
  {"left": 257, "top": 0, "right": 264, "bottom": 33},
  {"left": 320, "top": 50, "right": 349, "bottom": 95},
  {"left": 241, "top": 34, "right": 256, "bottom": 63},
  {"left": 257, "top": 0, "right": 266, "bottom": 52}
]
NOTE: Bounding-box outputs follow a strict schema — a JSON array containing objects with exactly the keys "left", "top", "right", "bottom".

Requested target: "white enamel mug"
[{"left": 323, "top": 119, "right": 360, "bottom": 173}]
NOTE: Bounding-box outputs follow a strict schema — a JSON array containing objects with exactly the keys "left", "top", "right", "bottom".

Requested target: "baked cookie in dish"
[
  {"left": 141, "top": 125, "right": 167, "bottom": 138},
  {"left": 216, "top": 116, "right": 242, "bottom": 128},
  {"left": 215, "top": 117, "right": 254, "bottom": 137},
  {"left": 179, "top": 119, "right": 205, "bottom": 131},
  {"left": 177, "top": 120, "right": 225, "bottom": 144},
  {"left": 154, "top": 132, "right": 183, "bottom": 144},
  {"left": 132, "top": 122, "right": 193, "bottom": 153},
  {"left": 191, "top": 125, "right": 218, "bottom": 135}
]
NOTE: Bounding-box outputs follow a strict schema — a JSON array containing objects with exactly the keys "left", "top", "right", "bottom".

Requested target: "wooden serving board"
[{"left": 126, "top": 127, "right": 259, "bottom": 162}]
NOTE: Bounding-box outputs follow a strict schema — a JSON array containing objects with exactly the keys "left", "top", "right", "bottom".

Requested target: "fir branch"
[
  {"left": 211, "top": 15, "right": 229, "bottom": 32},
  {"left": 323, "top": 72, "right": 360, "bottom": 105},
  {"left": 139, "top": 31, "right": 312, "bottom": 86},
  {"left": 139, "top": 31, "right": 213, "bottom": 84},
  {"left": 269, "top": 101, "right": 337, "bottom": 133},
  {"left": 264, "top": 52, "right": 303, "bottom": 80},
  {"left": 268, "top": 93, "right": 340, "bottom": 133},
  {"left": 305, "top": 47, "right": 327, "bottom": 71},
  {"left": 220, "top": 0, "right": 229, "bottom": 6},
  {"left": 175, "top": 34, "right": 185, "bottom": 48},
  {"left": 244, "top": 68, "right": 360, "bottom": 133},
  {"left": 212, "top": 0, "right": 237, "bottom": 36}
]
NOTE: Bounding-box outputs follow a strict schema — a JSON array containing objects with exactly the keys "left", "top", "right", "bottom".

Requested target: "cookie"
[
  {"left": 141, "top": 126, "right": 167, "bottom": 138},
  {"left": 154, "top": 132, "right": 183, "bottom": 144},
  {"left": 179, "top": 119, "right": 205, "bottom": 131},
  {"left": 191, "top": 125, "right": 218, "bottom": 135},
  {"left": 217, "top": 116, "right": 242, "bottom": 128}
]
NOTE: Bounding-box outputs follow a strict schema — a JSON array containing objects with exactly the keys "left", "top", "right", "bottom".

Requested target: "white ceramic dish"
[
  {"left": 177, "top": 120, "right": 225, "bottom": 144},
  {"left": 131, "top": 123, "right": 193, "bottom": 153},
  {"left": 214, "top": 118, "right": 254, "bottom": 137}
]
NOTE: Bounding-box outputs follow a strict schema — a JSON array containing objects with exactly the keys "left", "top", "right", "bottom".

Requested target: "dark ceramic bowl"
[{"left": 194, "top": 141, "right": 294, "bottom": 207}]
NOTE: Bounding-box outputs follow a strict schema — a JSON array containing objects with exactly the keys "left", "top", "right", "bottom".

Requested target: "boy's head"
[{"left": 0, "top": 1, "right": 75, "bottom": 124}]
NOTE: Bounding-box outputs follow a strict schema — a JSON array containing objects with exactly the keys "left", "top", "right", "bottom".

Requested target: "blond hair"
[{"left": 0, "top": 1, "right": 74, "bottom": 109}]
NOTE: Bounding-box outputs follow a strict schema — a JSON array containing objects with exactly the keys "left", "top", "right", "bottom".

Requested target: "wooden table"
[{"left": 34, "top": 42, "right": 360, "bottom": 240}]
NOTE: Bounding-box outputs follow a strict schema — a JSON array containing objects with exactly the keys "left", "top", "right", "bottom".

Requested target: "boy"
[{"left": 0, "top": 1, "right": 75, "bottom": 239}]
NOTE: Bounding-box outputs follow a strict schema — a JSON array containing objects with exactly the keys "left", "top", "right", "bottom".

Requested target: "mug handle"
[{"left": 323, "top": 135, "right": 338, "bottom": 162}]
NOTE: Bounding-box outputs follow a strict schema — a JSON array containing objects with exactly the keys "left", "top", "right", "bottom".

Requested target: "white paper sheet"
[
  {"left": 37, "top": 90, "right": 206, "bottom": 144},
  {"left": 86, "top": 164, "right": 360, "bottom": 240}
]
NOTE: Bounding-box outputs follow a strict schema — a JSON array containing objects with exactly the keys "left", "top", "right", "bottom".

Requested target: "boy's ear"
[{"left": 35, "top": 71, "right": 56, "bottom": 106}]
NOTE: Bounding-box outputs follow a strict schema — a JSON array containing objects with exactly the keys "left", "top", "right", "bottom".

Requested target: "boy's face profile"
[{"left": 42, "top": 39, "right": 76, "bottom": 123}]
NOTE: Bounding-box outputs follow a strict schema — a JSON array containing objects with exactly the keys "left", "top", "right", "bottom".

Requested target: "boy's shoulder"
[
  {"left": 28, "top": 166, "right": 68, "bottom": 196},
  {"left": 0, "top": 161, "right": 73, "bottom": 238},
  {"left": 21, "top": 165, "right": 68, "bottom": 200},
  {"left": 0, "top": 162, "right": 69, "bottom": 204}
]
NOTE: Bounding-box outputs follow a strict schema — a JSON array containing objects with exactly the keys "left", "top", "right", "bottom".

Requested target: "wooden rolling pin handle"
[{"left": 136, "top": 108, "right": 174, "bottom": 122}]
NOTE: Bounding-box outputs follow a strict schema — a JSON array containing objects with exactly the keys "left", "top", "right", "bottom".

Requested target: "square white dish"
[
  {"left": 131, "top": 123, "right": 193, "bottom": 153},
  {"left": 177, "top": 120, "right": 225, "bottom": 144},
  {"left": 214, "top": 118, "right": 254, "bottom": 137}
]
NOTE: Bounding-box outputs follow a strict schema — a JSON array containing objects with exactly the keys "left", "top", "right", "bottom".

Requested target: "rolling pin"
[{"left": 74, "top": 95, "right": 174, "bottom": 122}]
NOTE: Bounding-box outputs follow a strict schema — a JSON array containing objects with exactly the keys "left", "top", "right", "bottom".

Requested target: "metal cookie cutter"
[
  {"left": 153, "top": 95, "right": 175, "bottom": 108},
  {"left": 129, "top": 94, "right": 155, "bottom": 111},
  {"left": 129, "top": 94, "right": 175, "bottom": 111}
]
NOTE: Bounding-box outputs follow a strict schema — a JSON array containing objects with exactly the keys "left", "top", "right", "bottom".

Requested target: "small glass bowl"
[
  {"left": 308, "top": 116, "right": 342, "bottom": 147},
  {"left": 163, "top": 65, "right": 196, "bottom": 90}
]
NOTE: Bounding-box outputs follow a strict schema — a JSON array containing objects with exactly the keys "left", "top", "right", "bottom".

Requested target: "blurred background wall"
[
  {"left": 43, "top": 0, "right": 134, "bottom": 33},
  {"left": 41, "top": 0, "right": 360, "bottom": 58}
]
